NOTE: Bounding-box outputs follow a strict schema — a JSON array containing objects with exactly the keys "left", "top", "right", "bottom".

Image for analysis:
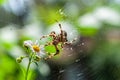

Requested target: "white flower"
[
  {"left": 23, "top": 40, "right": 45, "bottom": 57},
  {"left": 93, "top": 7, "right": 120, "bottom": 25},
  {"left": 78, "top": 13, "right": 101, "bottom": 29}
]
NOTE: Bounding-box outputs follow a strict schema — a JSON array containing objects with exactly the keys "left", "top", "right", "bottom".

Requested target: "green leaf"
[
  {"left": 0, "top": 0, "right": 7, "bottom": 5},
  {"left": 78, "top": 27, "right": 98, "bottom": 36},
  {"left": 45, "top": 45, "right": 56, "bottom": 54}
]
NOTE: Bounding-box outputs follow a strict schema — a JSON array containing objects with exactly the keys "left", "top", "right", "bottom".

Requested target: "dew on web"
[
  {"left": 81, "top": 43, "right": 85, "bottom": 45},
  {"left": 68, "top": 54, "right": 73, "bottom": 57},
  {"left": 77, "top": 43, "right": 85, "bottom": 47},
  {"left": 70, "top": 47, "right": 73, "bottom": 51},
  {"left": 59, "top": 9, "right": 64, "bottom": 15},
  {"left": 75, "top": 59, "right": 81, "bottom": 63},
  {"left": 68, "top": 29, "right": 79, "bottom": 40},
  {"left": 77, "top": 73, "right": 83, "bottom": 77},
  {"left": 59, "top": 69, "right": 65, "bottom": 73}
]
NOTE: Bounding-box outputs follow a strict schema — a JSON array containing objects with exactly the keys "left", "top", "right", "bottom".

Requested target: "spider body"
[{"left": 40, "top": 23, "right": 75, "bottom": 59}]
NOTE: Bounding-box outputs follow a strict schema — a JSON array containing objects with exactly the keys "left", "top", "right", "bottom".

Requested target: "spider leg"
[
  {"left": 61, "top": 43, "right": 64, "bottom": 48},
  {"left": 64, "top": 38, "right": 77, "bottom": 45},
  {"left": 64, "top": 41, "right": 72, "bottom": 45},
  {"left": 59, "top": 23, "right": 64, "bottom": 38},
  {"left": 44, "top": 53, "right": 55, "bottom": 60},
  {"left": 59, "top": 23, "right": 62, "bottom": 33},
  {"left": 70, "top": 38, "right": 77, "bottom": 43},
  {"left": 44, "top": 42, "right": 53, "bottom": 46},
  {"left": 40, "top": 35, "right": 50, "bottom": 40},
  {"left": 54, "top": 45, "right": 60, "bottom": 56},
  {"left": 44, "top": 44, "right": 60, "bottom": 60}
]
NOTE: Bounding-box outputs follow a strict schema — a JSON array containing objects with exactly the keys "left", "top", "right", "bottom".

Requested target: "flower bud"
[
  {"left": 16, "top": 57, "right": 22, "bottom": 63},
  {"left": 16, "top": 56, "right": 25, "bottom": 63},
  {"left": 34, "top": 55, "right": 41, "bottom": 61}
]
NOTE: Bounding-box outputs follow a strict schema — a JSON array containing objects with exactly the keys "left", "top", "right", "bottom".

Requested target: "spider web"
[
  {"left": 0, "top": 7, "right": 98, "bottom": 80},
  {"left": 0, "top": 18, "right": 97, "bottom": 80}
]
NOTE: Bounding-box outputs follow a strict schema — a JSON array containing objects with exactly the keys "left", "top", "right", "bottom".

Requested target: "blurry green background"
[{"left": 0, "top": 0, "right": 120, "bottom": 80}]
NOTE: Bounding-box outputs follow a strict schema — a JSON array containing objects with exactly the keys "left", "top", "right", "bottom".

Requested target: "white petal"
[
  {"left": 35, "top": 40, "right": 39, "bottom": 45},
  {"left": 30, "top": 47, "right": 35, "bottom": 53},
  {"left": 23, "top": 40, "right": 33, "bottom": 47},
  {"left": 39, "top": 51, "right": 45, "bottom": 57},
  {"left": 40, "top": 45, "right": 45, "bottom": 50}
]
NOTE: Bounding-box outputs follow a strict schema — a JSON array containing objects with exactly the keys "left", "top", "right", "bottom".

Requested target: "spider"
[{"left": 40, "top": 23, "right": 76, "bottom": 59}]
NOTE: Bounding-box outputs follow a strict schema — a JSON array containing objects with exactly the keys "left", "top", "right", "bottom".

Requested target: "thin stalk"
[
  {"left": 25, "top": 58, "right": 31, "bottom": 80},
  {"left": 25, "top": 53, "right": 33, "bottom": 80}
]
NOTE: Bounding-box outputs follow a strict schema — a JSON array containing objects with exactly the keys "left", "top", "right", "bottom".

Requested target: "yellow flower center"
[{"left": 32, "top": 45, "right": 40, "bottom": 52}]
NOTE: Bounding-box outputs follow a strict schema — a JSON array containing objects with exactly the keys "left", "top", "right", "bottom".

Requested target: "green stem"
[
  {"left": 25, "top": 58, "right": 31, "bottom": 80},
  {"left": 25, "top": 53, "right": 33, "bottom": 80}
]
